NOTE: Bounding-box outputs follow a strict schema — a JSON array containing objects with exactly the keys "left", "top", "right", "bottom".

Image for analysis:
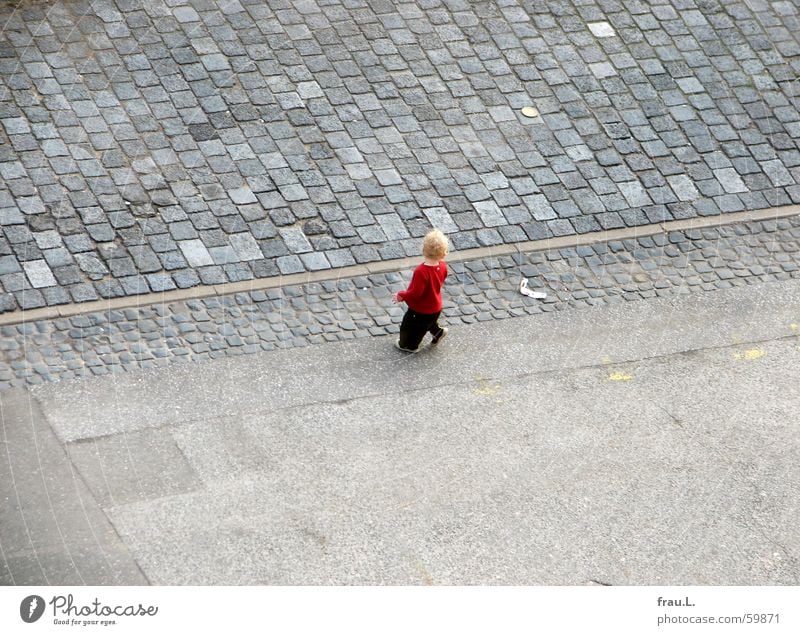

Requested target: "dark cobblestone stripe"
[
  {"left": 1, "top": 1, "right": 800, "bottom": 311},
  {"left": 2, "top": 215, "right": 799, "bottom": 390}
]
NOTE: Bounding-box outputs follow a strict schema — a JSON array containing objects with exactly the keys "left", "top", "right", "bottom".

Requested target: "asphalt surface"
[{"left": 2, "top": 274, "right": 798, "bottom": 585}]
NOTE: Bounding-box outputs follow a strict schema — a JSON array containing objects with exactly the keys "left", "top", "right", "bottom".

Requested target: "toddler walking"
[{"left": 392, "top": 229, "right": 449, "bottom": 352}]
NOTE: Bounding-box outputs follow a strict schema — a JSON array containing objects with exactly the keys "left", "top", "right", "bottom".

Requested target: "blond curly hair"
[{"left": 422, "top": 229, "right": 449, "bottom": 260}]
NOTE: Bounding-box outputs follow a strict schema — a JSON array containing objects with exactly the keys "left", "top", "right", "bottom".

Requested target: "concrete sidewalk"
[{"left": 2, "top": 279, "right": 799, "bottom": 584}]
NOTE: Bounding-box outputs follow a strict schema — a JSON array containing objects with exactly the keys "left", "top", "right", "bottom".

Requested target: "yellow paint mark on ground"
[
  {"left": 608, "top": 371, "right": 633, "bottom": 381},
  {"left": 791, "top": 323, "right": 798, "bottom": 332},
  {"left": 601, "top": 356, "right": 614, "bottom": 365},
  {"left": 415, "top": 560, "right": 434, "bottom": 585},
  {"left": 473, "top": 379, "right": 501, "bottom": 396},
  {"left": 734, "top": 349, "right": 766, "bottom": 360}
]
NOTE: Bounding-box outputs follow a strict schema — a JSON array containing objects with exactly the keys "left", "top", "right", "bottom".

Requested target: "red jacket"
[{"left": 397, "top": 261, "right": 448, "bottom": 313}]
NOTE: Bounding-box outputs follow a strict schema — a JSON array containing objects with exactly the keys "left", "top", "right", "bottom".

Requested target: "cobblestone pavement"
[
  {"left": 1, "top": 214, "right": 798, "bottom": 390},
  {"left": 1, "top": 0, "right": 800, "bottom": 311}
]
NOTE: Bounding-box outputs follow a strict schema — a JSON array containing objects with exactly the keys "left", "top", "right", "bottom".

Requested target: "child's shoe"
[
  {"left": 430, "top": 327, "right": 448, "bottom": 345},
  {"left": 395, "top": 340, "right": 419, "bottom": 353}
]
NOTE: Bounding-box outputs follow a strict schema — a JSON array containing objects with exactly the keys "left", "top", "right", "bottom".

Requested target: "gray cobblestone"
[
  {"left": 3, "top": 215, "right": 800, "bottom": 390},
  {"left": 22, "top": 260, "right": 57, "bottom": 288},
  {"left": 0, "top": 0, "right": 799, "bottom": 311}
]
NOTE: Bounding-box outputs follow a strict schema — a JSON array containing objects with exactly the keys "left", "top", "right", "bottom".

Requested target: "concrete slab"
[
  {"left": 66, "top": 427, "right": 204, "bottom": 508},
  {"left": 0, "top": 389, "right": 147, "bottom": 585},
  {"left": 101, "top": 338, "right": 799, "bottom": 584},
  {"left": 170, "top": 418, "right": 270, "bottom": 484}
]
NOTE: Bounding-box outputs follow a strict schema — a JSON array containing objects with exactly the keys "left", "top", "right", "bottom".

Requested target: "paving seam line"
[{"left": 2, "top": 204, "right": 798, "bottom": 328}]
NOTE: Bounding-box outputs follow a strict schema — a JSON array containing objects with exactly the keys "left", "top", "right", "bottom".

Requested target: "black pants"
[{"left": 399, "top": 308, "right": 444, "bottom": 350}]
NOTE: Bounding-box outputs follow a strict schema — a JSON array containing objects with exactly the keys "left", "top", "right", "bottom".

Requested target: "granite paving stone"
[
  {"left": 22, "top": 260, "right": 57, "bottom": 289},
  {"left": 0, "top": 0, "right": 799, "bottom": 310},
  {"left": 229, "top": 233, "right": 264, "bottom": 262}
]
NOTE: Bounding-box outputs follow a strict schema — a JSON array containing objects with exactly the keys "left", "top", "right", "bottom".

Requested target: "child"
[{"left": 392, "top": 229, "right": 449, "bottom": 352}]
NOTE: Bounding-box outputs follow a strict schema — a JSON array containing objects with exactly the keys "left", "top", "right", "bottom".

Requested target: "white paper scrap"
[{"left": 519, "top": 278, "right": 547, "bottom": 299}]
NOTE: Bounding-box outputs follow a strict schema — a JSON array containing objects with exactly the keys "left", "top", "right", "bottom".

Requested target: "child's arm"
[{"left": 393, "top": 268, "right": 423, "bottom": 304}]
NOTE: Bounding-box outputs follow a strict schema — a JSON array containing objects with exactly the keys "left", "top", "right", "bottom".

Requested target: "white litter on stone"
[{"left": 519, "top": 278, "right": 546, "bottom": 299}]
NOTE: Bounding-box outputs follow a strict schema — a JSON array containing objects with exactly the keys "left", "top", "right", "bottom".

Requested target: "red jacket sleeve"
[{"left": 397, "top": 267, "right": 424, "bottom": 304}]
